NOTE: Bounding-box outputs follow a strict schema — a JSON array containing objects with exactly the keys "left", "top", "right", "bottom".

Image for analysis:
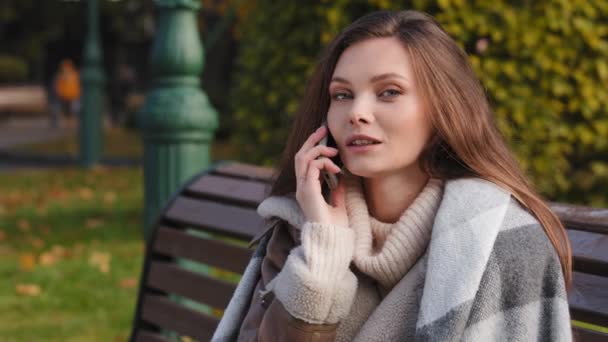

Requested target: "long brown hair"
[{"left": 268, "top": 10, "right": 572, "bottom": 286}]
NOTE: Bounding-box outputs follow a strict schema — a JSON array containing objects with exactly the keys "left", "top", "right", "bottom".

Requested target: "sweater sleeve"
[
  {"left": 237, "top": 221, "right": 357, "bottom": 342},
  {"left": 270, "top": 221, "right": 358, "bottom": 324}
]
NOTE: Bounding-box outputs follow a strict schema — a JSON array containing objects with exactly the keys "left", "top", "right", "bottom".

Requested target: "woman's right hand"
[{"left": 294, "top": 125, "right": 349, "bottom": 228}]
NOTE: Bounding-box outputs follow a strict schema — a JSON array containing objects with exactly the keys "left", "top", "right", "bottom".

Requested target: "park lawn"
[
  {"left": 13, "top": 127, "right": 143, "bottom": 158},
  {"left": 0, "top": 167, "right": 144, "bottom": 341},
  {"left": 12, "top": 126, "right": 241, "bottom": 161}
]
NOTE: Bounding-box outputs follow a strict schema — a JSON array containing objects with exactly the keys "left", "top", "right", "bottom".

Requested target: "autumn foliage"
[{"left": 230, "top": 0, "right": 608, "bottom": 206}]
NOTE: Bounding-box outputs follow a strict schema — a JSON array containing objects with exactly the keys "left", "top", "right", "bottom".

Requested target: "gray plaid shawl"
[{"left": 212, "top": 177, "right": 572, "bottom": 341}]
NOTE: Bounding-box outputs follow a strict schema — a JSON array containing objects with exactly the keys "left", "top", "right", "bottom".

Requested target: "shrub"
[
  {"left": 0, "top": 55, "right": 29, "bottom": 83},
  {"left": 230, "top": 0, "right": 608, "bottom": 206}
]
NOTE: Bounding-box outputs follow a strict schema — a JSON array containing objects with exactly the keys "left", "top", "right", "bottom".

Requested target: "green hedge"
[
  {"left": 0, "top": 55, "right": 29, "bottom": 82},
  {"left": 230, "top": 0, "right": 608, "bottom": 206}
]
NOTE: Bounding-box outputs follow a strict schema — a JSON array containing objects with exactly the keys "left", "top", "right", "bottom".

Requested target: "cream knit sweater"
[{"left": 269, "top": 173, "right": 444, "bottom": 341}]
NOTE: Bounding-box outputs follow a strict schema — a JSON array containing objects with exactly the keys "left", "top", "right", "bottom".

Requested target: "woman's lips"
[{"left": 346, "top": 142, "right": 382, "bottom": 153}]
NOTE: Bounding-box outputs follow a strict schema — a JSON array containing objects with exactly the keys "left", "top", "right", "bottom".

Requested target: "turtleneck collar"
[
  {"left": 256, "top": 173, "right": 444, "bottom": 289},
  {"left": 343, "top": 173, "right": 444, "bottom": 289}
]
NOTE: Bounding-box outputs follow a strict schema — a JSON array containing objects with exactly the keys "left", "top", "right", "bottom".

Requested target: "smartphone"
[{"left": 317, "top": 122, "right": 342, "bottom": 193}]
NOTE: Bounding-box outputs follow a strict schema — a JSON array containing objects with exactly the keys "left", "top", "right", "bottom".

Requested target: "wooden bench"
[
  {"left": 0, "top": 85, "right": 48, "bottom": 119},
  {"left": 130, "top": 161, "right": 608, "bottom": 342}
]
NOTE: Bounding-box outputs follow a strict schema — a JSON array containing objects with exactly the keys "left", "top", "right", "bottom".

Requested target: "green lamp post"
[
  {"left": 141, "top": 0, "right": 219, "bottom": 239},
  {"left": 79, "top": 0, "right": 105, "bottom": 167}
]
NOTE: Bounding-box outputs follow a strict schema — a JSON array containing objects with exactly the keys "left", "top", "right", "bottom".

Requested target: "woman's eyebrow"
[
  {"left": 330, "top": 73, "right": 409, "bottom": 85},
  {"left": 370, "top": 72, "right": 409, "bottom": 83},
  {"left": 330, "top": 76, "right": 350, "bottom": 84}
]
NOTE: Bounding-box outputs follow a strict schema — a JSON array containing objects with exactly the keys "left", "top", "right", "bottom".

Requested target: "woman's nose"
[{"left": 348, "top": 96, "right": 374, "bottom": 125}]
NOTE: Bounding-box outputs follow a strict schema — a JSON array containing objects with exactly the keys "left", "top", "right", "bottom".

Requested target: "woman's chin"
[{"left": 343, "top": 164, "right": 378, "bottom": 178}]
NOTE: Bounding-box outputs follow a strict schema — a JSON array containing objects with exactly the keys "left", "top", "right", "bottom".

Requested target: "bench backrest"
[
  {"left": 130, "top": 162, "right": 274, "bottom": 342},
  {"left": 130, "top": 162, "right": 608, "bottom": 342},
  {"left": 550, "top": 203, "right": 608, "bottom": 341}
]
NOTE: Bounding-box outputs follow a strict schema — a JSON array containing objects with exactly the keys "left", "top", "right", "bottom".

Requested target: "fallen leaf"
[
  {"left": 78, "top": 187, "right": 94, "bottom": 200},
  {"left": 51, "top": 245, "right": 66, "bottom": 257},
  {"left": 100, "top": 263, "right": 110, "bottom": 273},
  {"left": 0, "top": 245, "right": 14, "bottom": 256},
  {"left": 35, "top": 206, "right": 48, "bottom": 217},
  {"left": 15, "top": 283, "right": 41, "bottom": 296},
  {"left": 0, "top": 205, "right": 6, "bottom": 216},
  {"left": 86, "top": 218, "right": 103, "bottom": 229},
  {"left": 212, "top": 308, "right": 224, "bottom": 318},
  {"left": 103, "top": 192, "right": 117, "bottom": 204},
  {"left": 119, "top": 278, "right": 138, "bottom": 288},
  {"left": 51, "top": 188, "right": 66, "bottom": 199},
  {"left": 30, "top": 237, "right": 44, "bottom": 249},
  {"left": 91, "top": 165, "right": 108, "bottom": 173},
  {"left": 40, "top": 226, "right": 50, "bottom": 235},
  {"left": 89, "top": 251, "right": 111, "bottom": 273},
  {"left": 19, "top": 253, "right": 37, "bottom": 271},
  {"left": 18, "top": 219, "right": 31, "bottom": 232},
  {"left": 39, "top": 251, "right": 58, "bottom": 266},
  {"left": 0, "top": 229, "right": 6, "bottom": 241}
]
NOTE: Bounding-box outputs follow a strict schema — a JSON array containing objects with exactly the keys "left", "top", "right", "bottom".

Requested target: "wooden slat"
[
  {"left": 141, "top": 294, "right": 219, "bottom": 342},
  {"left": 214, "top": 162, "right": 275, "bottom": 182},
  {"left": 154, "top": 227, "right": 252, "bottom": 273},
  {"left": 573, "top": 326, "right": 608, "bottom": 342},
  {"left": 550, "top": 202, "right": 608, "bottom": 235},
  {"left": 187, "top": 174, "right": 271, "bottom": 207},
  {"left": 569, "top": 229, "right": 608, "bottom": 276},
  {"left": 569, "top": 271, "right": 608, "bottom": 327},
  {"left": 147, "top": 261, "right": 236, "bottom": 309},
  {"left": 135, "top": 331, "right": 171, "bottom": 342},
  {"left": 164, "top": 197, "right": 265, "bottom": 240}
]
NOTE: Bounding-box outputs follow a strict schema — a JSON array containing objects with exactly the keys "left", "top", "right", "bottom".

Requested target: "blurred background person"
[{"left": 53, "top": 59, "right": 81, "bottom": 128}]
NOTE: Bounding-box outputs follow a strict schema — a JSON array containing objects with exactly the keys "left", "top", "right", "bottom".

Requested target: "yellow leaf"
[
  {"left": 39, "top": 251, "right": 58, "bottom": 266},
  {"left": 89, "top": 251, "right": 111, "bottom": 273},
  {"left": 51, "top": 245, "right": 66, "bottom": 257},
  {"left": 103, "top": 192, "right": 116, "bottom": 204},
  {"left": 18, "top": 219, "right": 31, "bottom": 232},
  {"left": 19, "top": 253, "right": 37, "bottom": 271},
  {"left": 15, "top": 283, "right": 41, "bottom": 296},
  {"left": 78, "top": 187, "right": 94, "bottom": 200},
  {"left": 212, "top": 308, "right": 224, "bottom": 318}
]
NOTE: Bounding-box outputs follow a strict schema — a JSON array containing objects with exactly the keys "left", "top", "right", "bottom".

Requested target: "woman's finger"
[
  {"left": 300, "top": 125, "right": 328, "bottom": 152},
  {"left": 304, "top": 157, "right": 341, "bottom": 183},
  {"left": 295, "top": 141, "right": 337, "bottom": 181},
  {"left": 330, "top": 179, "right": 346, "bottom": 208}
]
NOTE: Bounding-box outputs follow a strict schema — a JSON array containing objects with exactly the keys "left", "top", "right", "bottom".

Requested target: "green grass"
[{"left": 0, "top": 167, "right": 144, "bottom": 341}]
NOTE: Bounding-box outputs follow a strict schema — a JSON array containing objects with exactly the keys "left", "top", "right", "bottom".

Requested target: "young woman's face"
[{"left": 327, "top": 36, "right": 433, "bottom": 179}]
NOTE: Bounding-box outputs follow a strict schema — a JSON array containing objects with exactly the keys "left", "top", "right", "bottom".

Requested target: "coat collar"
[{"left": 256, "top": 177, "right": 516, "bottom": 325}]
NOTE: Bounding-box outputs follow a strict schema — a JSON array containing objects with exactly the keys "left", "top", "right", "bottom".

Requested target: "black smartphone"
[{"left": 317, "top": 123, "right": 342, "bottom": 195}]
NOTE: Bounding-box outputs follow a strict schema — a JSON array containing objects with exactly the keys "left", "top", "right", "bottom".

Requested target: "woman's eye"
[
  {"left": 331, "top": 92, "right": 352, "bottom": 101},
  {"left": 380, "top": 89, "right": 401, "bottom": 98}
]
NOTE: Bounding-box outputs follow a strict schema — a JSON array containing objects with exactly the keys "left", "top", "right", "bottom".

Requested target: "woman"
[{"left": 213, "top": 10, "right": 572, "bottom": 342}]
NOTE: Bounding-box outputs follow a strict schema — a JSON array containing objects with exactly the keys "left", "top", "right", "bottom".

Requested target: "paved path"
[
  {"left": 0, "top": 117, "right": 139, "bottom": 172},
  {"left": 0, "top": 117, "right": 73, "bottom": 150},
  {"left": 0, "top": 117, "right": 74, "bottom": 172}
]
